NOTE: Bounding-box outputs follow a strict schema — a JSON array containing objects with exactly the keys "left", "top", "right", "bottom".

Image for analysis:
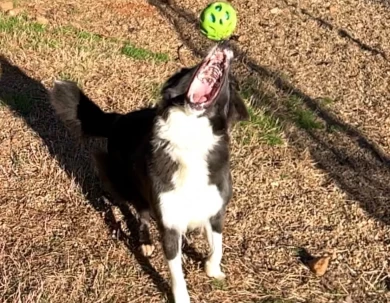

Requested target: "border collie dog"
[{"left": 50, "top": 42, "right": 248, "bottom": 302}]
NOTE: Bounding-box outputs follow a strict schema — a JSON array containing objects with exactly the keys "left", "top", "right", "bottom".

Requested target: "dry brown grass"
[{"left": 1, "top": 0, "right": 390, "bottom": 302}]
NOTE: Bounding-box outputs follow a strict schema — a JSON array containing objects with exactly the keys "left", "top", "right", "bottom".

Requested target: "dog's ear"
[
  {"left": 227, "top": 83, "right": 249, "bottom": 124},
  {"left": 161, "top": 67, "right": 196, "bottom": 100}
]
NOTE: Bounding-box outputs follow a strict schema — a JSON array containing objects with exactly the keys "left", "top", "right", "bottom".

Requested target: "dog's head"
[{"left": 159, "top": 42, "right": 248, "bottom": 125}]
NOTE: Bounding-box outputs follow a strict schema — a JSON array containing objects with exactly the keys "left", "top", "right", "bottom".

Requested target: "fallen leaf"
[{"left": 307, "top": 256, "right": 331, "bottom": 276}]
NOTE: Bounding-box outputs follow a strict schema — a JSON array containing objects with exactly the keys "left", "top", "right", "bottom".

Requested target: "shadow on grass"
[
  {"left": 0, "top": 55, "right": 172, "bottom": 301},
  {"left": 297, "top": 7, "right": 387, "bottom": 60},
  {"left": 147, "top": 0, "right": 390, "bottom": 226}
]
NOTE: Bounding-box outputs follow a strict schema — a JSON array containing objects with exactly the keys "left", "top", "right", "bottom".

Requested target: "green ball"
[{"left": 199, "top": 2, "right": 237, "bottom": 41}]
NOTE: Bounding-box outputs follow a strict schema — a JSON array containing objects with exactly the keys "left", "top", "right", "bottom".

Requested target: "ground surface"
[{"left": 0, "top": 0, "right": 389, "bottom": 302}]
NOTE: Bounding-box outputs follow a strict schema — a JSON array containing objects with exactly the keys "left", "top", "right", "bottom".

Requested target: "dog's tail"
[{"left": 50, "top": 80, "right": 121, "bottom": 139}]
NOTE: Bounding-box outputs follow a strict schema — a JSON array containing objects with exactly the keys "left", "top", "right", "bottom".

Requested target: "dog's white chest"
[
  {"left": 155, "top": 108, "right": 224, "bottom": 232},
  {"left": 159, "top": 182, "right": 223, "bottom": 232}
]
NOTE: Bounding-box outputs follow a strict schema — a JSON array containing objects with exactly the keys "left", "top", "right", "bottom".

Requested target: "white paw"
[
  {"left": 205, "top": 261, "right": 226, "bottom": 280},
  {"left": 173, "top": 289, "right": 191, "bottom": 303},
  {"left": 140, "top": 244, "right": 155, "bottom": 257}
]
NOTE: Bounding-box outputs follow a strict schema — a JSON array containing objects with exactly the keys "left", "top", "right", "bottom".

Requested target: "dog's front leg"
[
  {"left": 205, "top": 212, "right": 226, "bottom": 280},
  {"left": 162, "top": 227, "right": 190, "bottom": 303}
]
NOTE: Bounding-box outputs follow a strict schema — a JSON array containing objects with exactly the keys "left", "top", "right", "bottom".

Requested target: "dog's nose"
[{"left": 218, "top": 40, "right": 230, "bottom": 49}]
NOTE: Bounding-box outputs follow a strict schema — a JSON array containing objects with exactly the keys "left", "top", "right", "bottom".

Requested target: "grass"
[
  {"left": 0, "top": 13, "right": 169, "bottom": 62},
  {"left": 327, "top": 124, "right": 343, "bottom": 133},
  {"left": 10, "top": 150, "right": 21, "bottom": 168},
  {"left": 237, "top": 78, "right": 284, "bottom": 145},
  {"left": 287, "top": 95, "right": 324, "bottom": 130},
  {"left": 320, "top": 97, "right": 335, "bottom": 106},
  {"left": 0, "top": 14, "right": 46, "bottom": 33},
  {"left": 58, "top": 72, "right": 76, "bottom": 82},
  {"left": 259, "top": 299, "right": 295, "bottom": 303},
  {"left": 0, "top": 93, "right": 34, "bottom": 115},
  {"left": 244, "top": 106, "right": 284, "bottom": 145},
  {"left": 210, "top": 278, "right": 228, "bottom": 290},
  {"left": 1, "top": 1, "right": 390, "bottom": 303},
  {"left": 240, "top": 77, "right": 259, "bottom": 100},
  {"left": 236, "top": 100, "right": 283, "bottom": 146},
  {"left": 293, "top": 108, "right": 323, "bottom": 130},
  {"left": 149, "top": 82, "right": 163, "bottom": 101},
  {"left": 76, "top": 30, "right": 102, "bottom": 42},
  {"left": 121, "top": 43, "right": 169, "bottom": 62}
]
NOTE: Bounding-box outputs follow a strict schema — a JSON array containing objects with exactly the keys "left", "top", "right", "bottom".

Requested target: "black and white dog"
[{"left": 50, "top": 42, "right": 248, "bottom": 302}]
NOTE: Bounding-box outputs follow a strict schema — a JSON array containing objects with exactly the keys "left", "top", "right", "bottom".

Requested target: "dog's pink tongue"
[
  {"left": 191, "top": 80, "right": 212, "bottom": 103},
  {"left": 192, "top": 94, "right": 208, "bottom": 103}
]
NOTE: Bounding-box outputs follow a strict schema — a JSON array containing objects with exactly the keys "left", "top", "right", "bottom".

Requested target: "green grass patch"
[
  {"left": 293, "top": 108, "right": 323, "bottom": 130},
  {"left": 0, "top": 14, "right": 46, "bottom": 40},
  {"left": 240, "top": 77, "right": 258, "bottom": 100},
  {"left": 236, "top": 78, "right": 284, "bottom": 145},
  {"left": 0, "top": 14, "right": 56, "bottom": 51},
  {"left": 320, "top": 96, "right": 335, "bottom": 106},
  {"left": 76, "top": 30, "right": 102, "bottom": 42},
  {"left": 238, "top": 106, "right": 284, "bottom": 146},
  {"left": 0, "top": 14, "right": 46, "bottom": 33},
  {"left": 0, "top": 13, "right": 169, "bottom": 62},
  {"left": 57, "top": 72, "right": 84, "bottom": 88},
  {"left": 53, "top": 25, "right": 74, "bottom": 35},
  {"left": 10, "top": 150, "right": 21, "bottom": 168},
  {"left": 239, "top": 77, "right": 273, "bottom": 108},
  {"left": 287, "top": 95, "right": 324, "bottom": 130},
  {"left": 210, "top": 278, "right": 228, "bottom": 290},
  {"left": 236, "top": 79, "right": 284, "bottom": 146},
  {"left": 58, "top": 72, "right": 76, "bottom": 81},
  {"left": 28, "top": 22, "right": 45, "bottom": 33},
  {"left": 121, "top": 43, "right": 169, "bottom": 62},
  {"left": 149, "top": 82, "right": 162, "bottom": 101},
  {"left": 327, "top": 124, "right": 342, "bottom": 133}
]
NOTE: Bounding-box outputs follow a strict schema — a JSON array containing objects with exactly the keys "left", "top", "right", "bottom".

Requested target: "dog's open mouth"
[{"left": 187, "top": 44, "right": 233, "bottom": 109}]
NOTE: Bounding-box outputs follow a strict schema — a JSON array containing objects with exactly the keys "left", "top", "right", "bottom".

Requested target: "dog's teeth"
[
  {"left": 197, "top": 63, "right": 223, "bottom": 88},
  {"left": 212, "top": 68, "right": 219, "bottom": 78},
  {"left": 201, "top": 77, "right": 214, "bottom": 85}
]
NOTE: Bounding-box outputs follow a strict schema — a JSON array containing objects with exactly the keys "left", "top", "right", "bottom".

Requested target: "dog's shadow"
[{"left": 0, "top": 55, "right": 181, "bottom": 301}]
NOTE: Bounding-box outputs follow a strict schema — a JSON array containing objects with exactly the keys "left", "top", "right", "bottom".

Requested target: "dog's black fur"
[{"left": 50, "top": 43, "right": 248, "bottom": 302}]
